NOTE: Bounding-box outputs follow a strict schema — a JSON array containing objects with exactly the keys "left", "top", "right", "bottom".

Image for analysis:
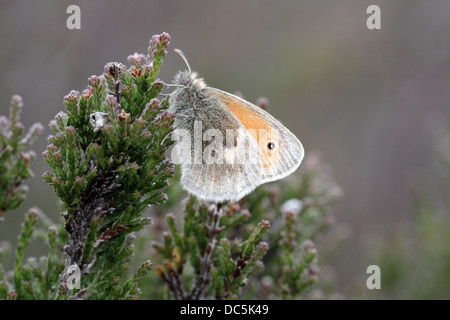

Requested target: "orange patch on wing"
[{"left": 213, "top": 91, "right": 280, "bottom": 169}]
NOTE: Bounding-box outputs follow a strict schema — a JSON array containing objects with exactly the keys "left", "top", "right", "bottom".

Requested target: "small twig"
[
  {"left": 106, "top": 63, "right": 122, "bottom": 103},
  {"left": 187, "top": 203, "right": 223, "bottom": 300},
  {"left": 160, "top": 269, "right": 185, "bottom": 300}
]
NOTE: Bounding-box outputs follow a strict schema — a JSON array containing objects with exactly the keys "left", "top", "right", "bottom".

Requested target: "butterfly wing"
[
  {"left": 170, "top": 84, "right": 263, "bottom": 202},
  {"left": 208, "top": 88, "right": 304, "bottom": 184}
]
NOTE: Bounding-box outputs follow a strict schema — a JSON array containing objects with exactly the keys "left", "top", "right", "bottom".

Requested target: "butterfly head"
[
  {"left": 174, "top": 70, "right": 206, "bottom": 89},
  {"left": 173, "top": 49, "right": 207, "bottom": 90}
]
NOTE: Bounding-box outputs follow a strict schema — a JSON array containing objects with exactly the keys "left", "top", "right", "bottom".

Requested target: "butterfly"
[{"left": 168, "top": 49, "right": 304, "bottom": 203}]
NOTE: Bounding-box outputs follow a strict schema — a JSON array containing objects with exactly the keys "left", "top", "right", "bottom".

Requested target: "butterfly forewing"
[{"left": 209, "top": 88, "right": 304, "bottom": 183}]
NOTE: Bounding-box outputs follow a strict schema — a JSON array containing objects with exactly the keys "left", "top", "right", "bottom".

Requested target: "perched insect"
[{"left": 168, "top": 49, "right": 304, "bottom": 203}]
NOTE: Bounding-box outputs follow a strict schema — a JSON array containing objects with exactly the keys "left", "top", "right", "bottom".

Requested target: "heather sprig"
[
  {"left": 42, "top": 32, "right": 174, "bottom": 299},
  {"left": 153, "top": 198, "right": 270, "bottom": 300},
  {"left": 0, "top": 95, "right": 43, "bottom": 216},
  {"left": 1, "top": 209, "right": 65, "bottom": 300}
]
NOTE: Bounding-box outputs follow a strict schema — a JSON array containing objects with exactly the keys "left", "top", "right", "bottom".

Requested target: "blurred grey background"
[{"left": 1, "top": 0, "right": 450, "bottom": 297}]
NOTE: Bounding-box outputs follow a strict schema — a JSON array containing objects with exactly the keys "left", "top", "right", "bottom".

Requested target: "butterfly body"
[{"left": 168, "top": 53, "right": 304, "bottom": 203}]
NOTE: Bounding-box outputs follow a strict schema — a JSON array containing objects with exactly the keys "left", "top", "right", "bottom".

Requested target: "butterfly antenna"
[{"left": 174, "top": 49, "right": 192, "bottom": 74}]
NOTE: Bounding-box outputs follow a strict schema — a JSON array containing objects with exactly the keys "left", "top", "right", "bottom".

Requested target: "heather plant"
[
  {"left": 0, "top": 32, "right": 343, "bottom": 300},
  {"left": 0, "top": 95, "right": 43, "bottom": 216}
]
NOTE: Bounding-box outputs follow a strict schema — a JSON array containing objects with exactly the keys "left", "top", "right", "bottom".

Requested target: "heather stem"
[{"left": 188, "top": 203, "right": 222, "bottom": 299}]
